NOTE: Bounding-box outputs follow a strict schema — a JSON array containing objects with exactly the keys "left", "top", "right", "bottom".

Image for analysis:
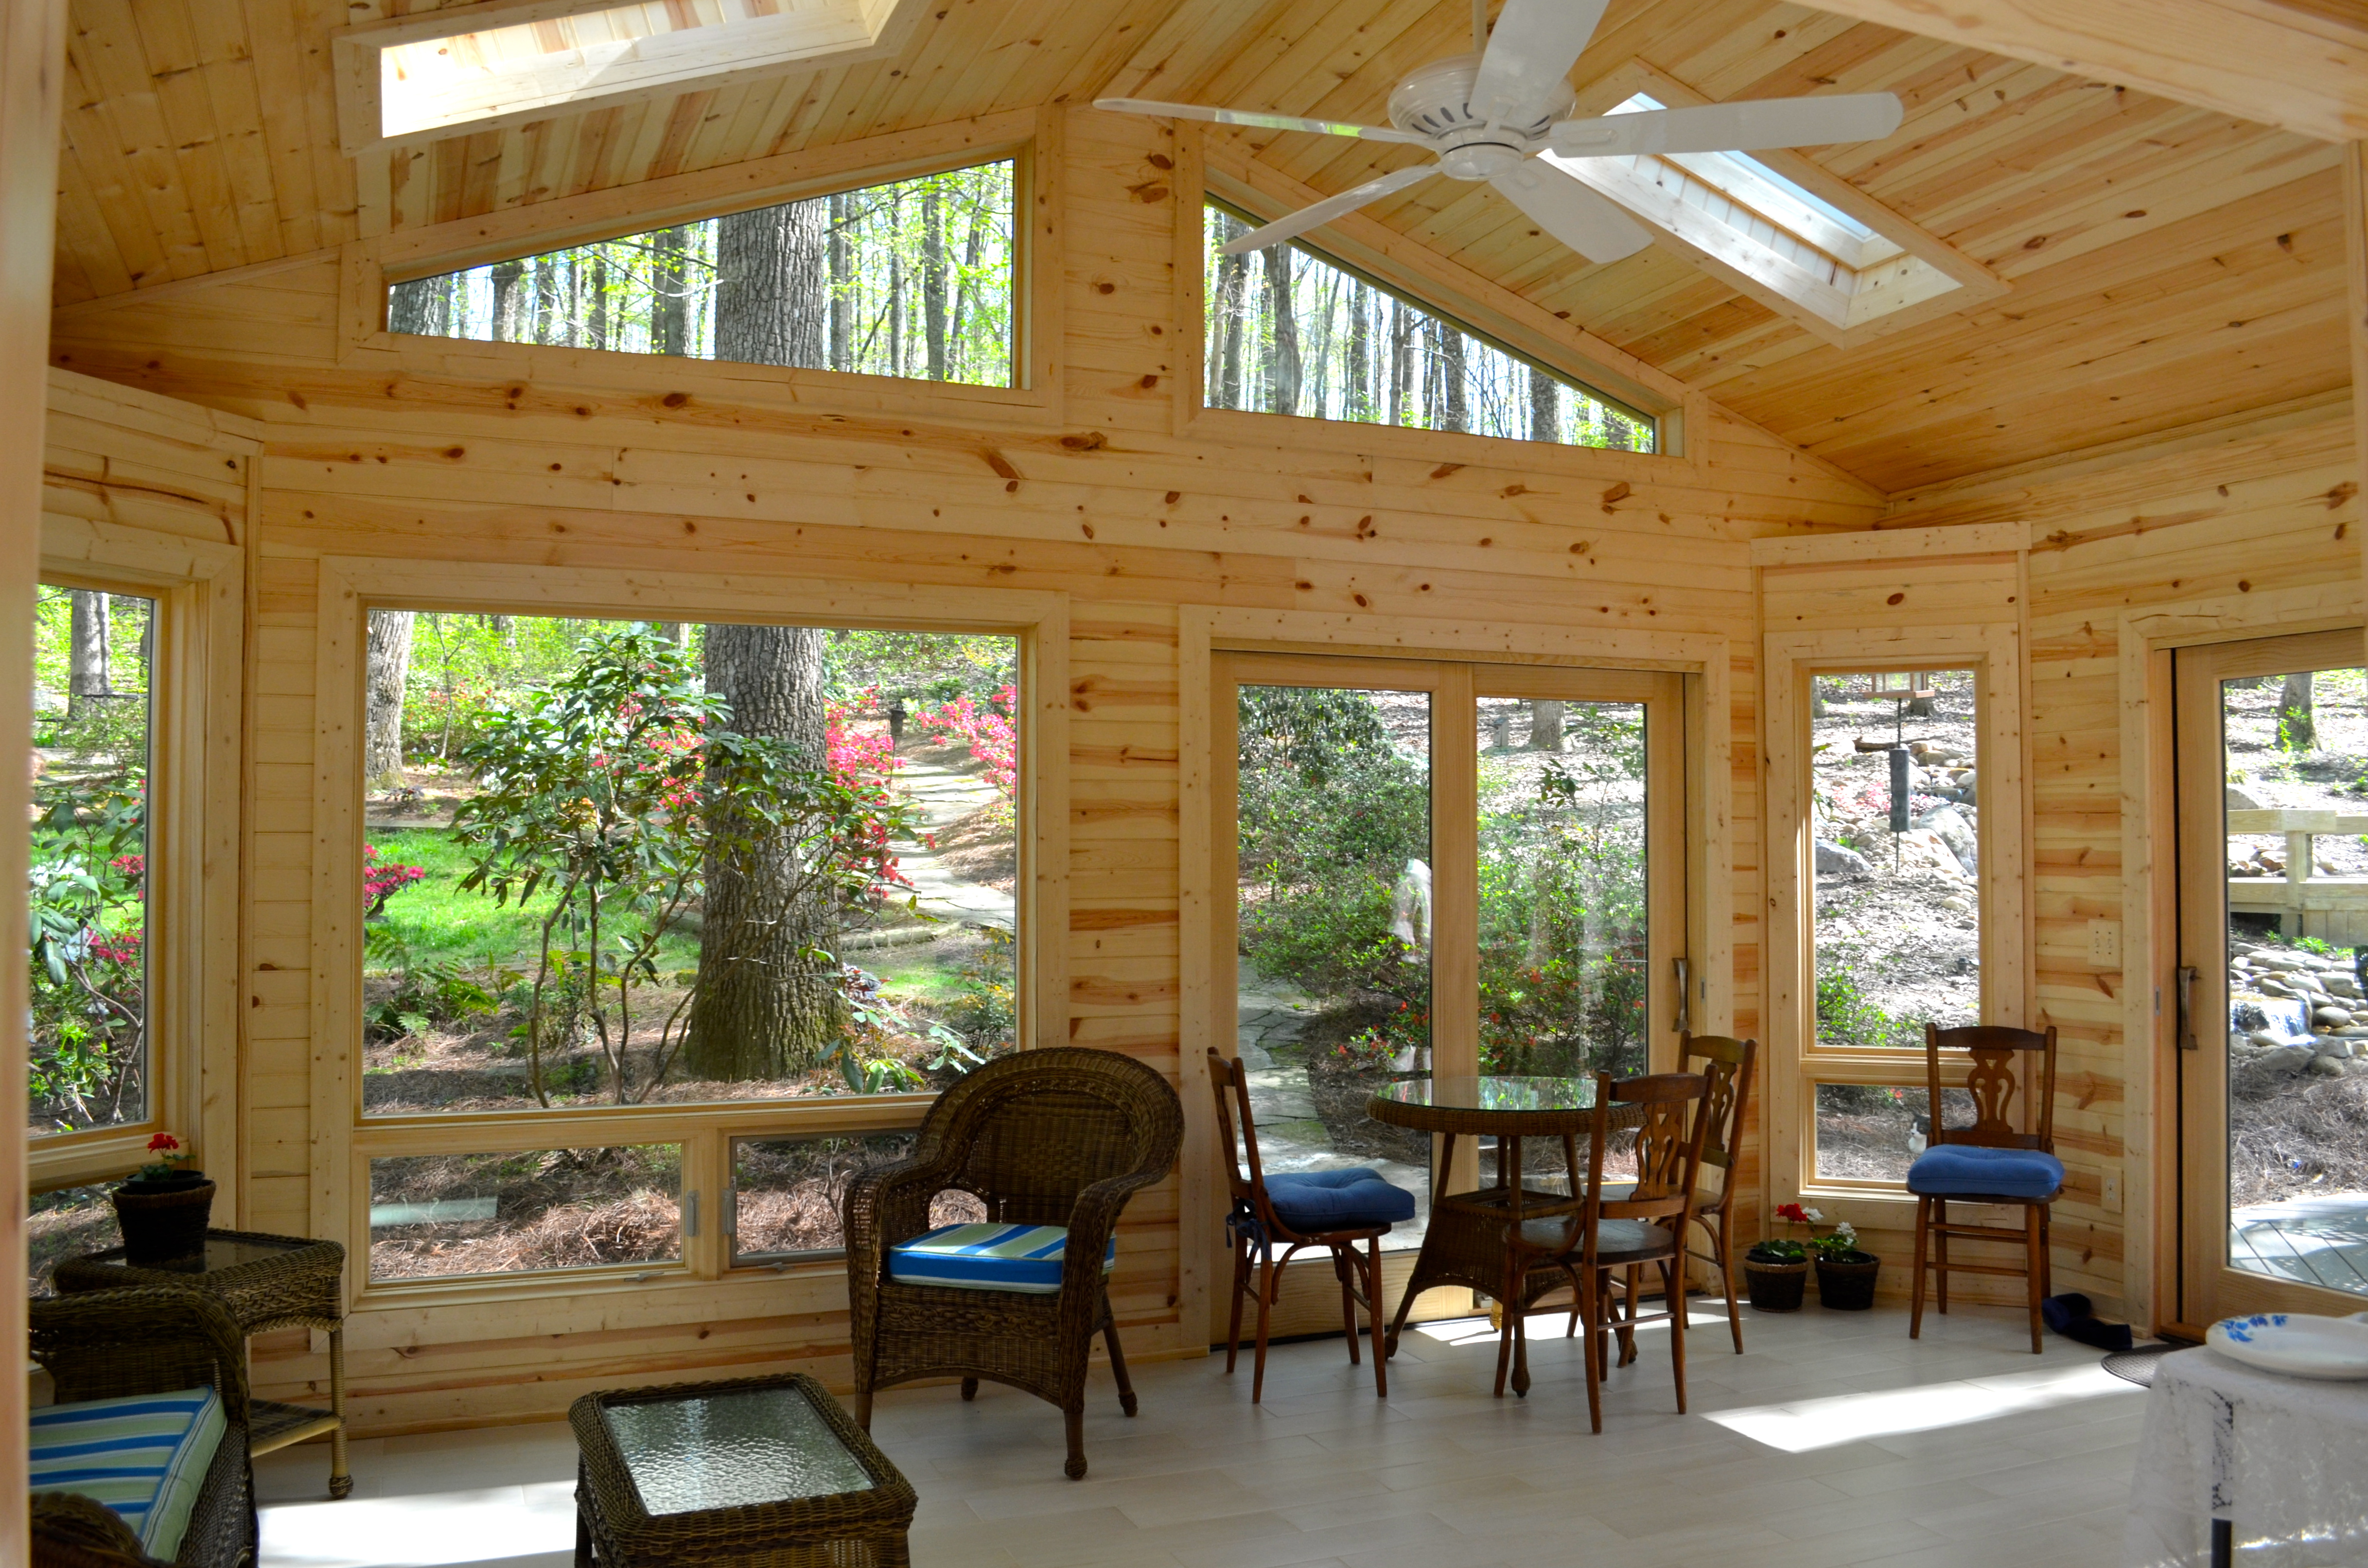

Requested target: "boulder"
[
  {"left": 2310, "top": 1055, "right": 2350, "bottom": 1077},
  {"left": 1913, "top": 804, "right": 1979, "bottom": 875},
  {"left": 2227, "top": 784, "right": 2263, "bottom": 809},
  {"left": 2257, "top": 1045, "right": 2316, "bottom": 1073},
  {"left": 1815, "top": 839, "right": 1872, "bottom": 878},
  {"left": 2315, "top": 1006, "right": 2354, "bottom": 1028}
]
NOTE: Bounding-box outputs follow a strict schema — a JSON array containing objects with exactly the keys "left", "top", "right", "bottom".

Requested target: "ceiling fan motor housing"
[{"left": 1386, "top": 53, "right": 1574, "bottom": 179}]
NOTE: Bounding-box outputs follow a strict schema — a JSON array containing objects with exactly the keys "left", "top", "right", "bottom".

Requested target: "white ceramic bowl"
[{"left": 2206, "top": 1310, "right": 2368, "bottom": 1379}]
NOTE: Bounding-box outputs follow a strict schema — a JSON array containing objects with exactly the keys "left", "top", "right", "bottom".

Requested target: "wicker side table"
[
  {"left": 52, "top": 1227, "right": 351, "bottom": 1499},
  {"left": 570, "top": 1373, "right": 917, "bottom": 1567}
]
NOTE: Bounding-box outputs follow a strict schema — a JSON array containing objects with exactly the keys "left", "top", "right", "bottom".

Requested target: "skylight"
[
  {"left": 1543, "top": 87, "right": 1982, "bottom": 339},
  {"left": 348, "top": 0, "right": 920, "bottom": 150}
]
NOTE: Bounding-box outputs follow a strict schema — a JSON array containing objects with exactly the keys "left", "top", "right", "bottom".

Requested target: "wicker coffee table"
[
  {"left": 570, "top": 1373, "right": 917, "bottom": 1567},
  {"left": 53, "top": 1226, "right": 351, "bottom": 1498}
]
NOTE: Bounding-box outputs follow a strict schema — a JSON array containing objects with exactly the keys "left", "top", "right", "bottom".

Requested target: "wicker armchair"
[
  {"left": 844, "top": 1047, "right": 1183, "bottom": 1479},
  {"left": 29, "top": 1287, "right": 258, "bottom": 1568}
]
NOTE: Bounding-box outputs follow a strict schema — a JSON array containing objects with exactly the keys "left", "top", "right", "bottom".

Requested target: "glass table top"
[
  {"left": 1372, "top": 1075, "right": 1602, "bottom": 1113},
  {"left": 604, "top": 1384, "right": 875, "bottom": 1516},
  {"left": 93, "top": 1234, "right": 315, "bottom": 1274}
]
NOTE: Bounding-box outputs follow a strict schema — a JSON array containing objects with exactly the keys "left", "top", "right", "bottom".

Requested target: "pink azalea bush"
[{"left": 913, "top": 684, "right": 1017, "bottom": 803}]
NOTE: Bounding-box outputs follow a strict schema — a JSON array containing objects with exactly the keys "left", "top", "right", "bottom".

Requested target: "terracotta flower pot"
[
  {"left": 1742, "top": 1247, "right": 1809, "bottom": 1312},
  {"left": 111, "top": 1173, "right": 214, "bottom": 1266},
  {"left": 1815, "top": 1250, "right": 1881, "bottom": 1310}
]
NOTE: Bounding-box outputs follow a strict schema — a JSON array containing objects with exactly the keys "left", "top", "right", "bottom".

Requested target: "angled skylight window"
[
  {"left": 342, "top": 0, "right": 922, "bottom": 151},
  {"left": 1544, "top": 90, "right": 1990, "bottom": 340},
  {"left": 387, "top": 160, "right": 1015, "bottom": 385},
  {"left": 1202, "top": 201, "right": 1655, "bottom": 453}
]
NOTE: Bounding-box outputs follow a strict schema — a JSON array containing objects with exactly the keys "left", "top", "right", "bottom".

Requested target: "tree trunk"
[
  {"left": 949, "top": 201, "right": 986, "bottom": 380},
  {"left": 1527, "top": 366, "right": 1559, "bottom": 442},
  {"left": 489, "top": 259, "right": 524, "bottom": 341},
  {"left": 1343, "top": 281, "right": 1370, "bottom": 421},
  {"left": 1264, "top": 246, "right": 1300, "bottom": 415},
  {"left": 2278, "top": 671, "right": 2317, "bottom": 750},
  {"left": 387, "top": 277, "right": 444, "bottom": 336},
  {"left": 651, "top": 227, "right": 690, "bottom": 356},
  {"left": 1389, "top": 300, "right": 1411, "bottom": 426},
  {"left": 686, "top": 624, "right": 839, "bottom": 1079},
  {"left": 1213, "top": 244, "right": 1248, "bottom": 408},
  {"left": 827, "top": 192, "right": 851, "bottom": 372},
  {"left": 715, "top": 199, "right": 828, "bottom": 368},
  {"left": 1526, "top": 699, "right": 1564, "bottom": 753},
  {"left": 1441, "top": 325, "right": 1468, "bottom": 433},
  {"left": 364, "top": 610, "right": 415, "bottom": 791},
  {"left": 68, "top": 591, "right": 110, "bottom": 715},
  {"left": 922, "top": 180, "right": 949, "bottom": 380},
  {"left": 588, "top": 255, "right": 609, "bottom": 350}
]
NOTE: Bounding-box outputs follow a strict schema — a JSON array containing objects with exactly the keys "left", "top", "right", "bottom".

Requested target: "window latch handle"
[
  {"left": 1673, "top": 956, "right": 1690, "bottom": 1035},
  {"left": 2177, "top": 965, "right": 2199, "bottom": 1052}
]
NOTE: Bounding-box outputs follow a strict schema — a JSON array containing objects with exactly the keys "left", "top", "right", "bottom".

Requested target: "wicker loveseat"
[
  {"left": 29, "top": 1287, "right": 258, "bottom": 1568},
  {"left": 844, "top": 1047, "right": 1183, "bottom": 1479}
]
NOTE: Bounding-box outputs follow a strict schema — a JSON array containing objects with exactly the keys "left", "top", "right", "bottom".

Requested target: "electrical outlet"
[
  {"left": 2102, "top": 1173, "right": 2123, "bottom": 1214},
  {"left": 2088, "top": 919, "right": 2122, "bottom": 968}
]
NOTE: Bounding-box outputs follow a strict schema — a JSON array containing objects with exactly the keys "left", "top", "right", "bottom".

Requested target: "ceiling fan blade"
[
  {"left": 1093, "top": 97, "right": 1428, "bottom": 145},
  {"left": 1549, "top": 92, "right": 1904, "bottom": 158},
  {"left": 1218, "top": 163, "right": 1441, "bottom": 255},
  {"left": 1490, "top": 161, "right": 1652, "bottom": 263},
  {"left": 1472, "top": 0, "right": 1610, "bottom": 129}
]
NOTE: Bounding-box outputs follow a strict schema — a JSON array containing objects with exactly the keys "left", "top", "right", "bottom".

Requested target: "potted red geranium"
[
  {"left": 1812, "top": 1220, "right": 1881, "bottom": 1310},
  {"left": 1743, "top": 1202, "right": 1817, "bottom": 1312},
  {"left": 111, "top": 1132, "right": 214, "bottom": 1265}
]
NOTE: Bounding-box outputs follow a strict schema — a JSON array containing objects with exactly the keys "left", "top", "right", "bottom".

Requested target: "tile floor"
[{"left": 254, "top": 1300, "right": 2149, "bottom": 1568}]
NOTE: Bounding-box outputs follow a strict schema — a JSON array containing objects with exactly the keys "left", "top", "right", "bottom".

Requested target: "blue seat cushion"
[
  {"left": 1907, "top": 1143, "right": 2064, "bottom": 1201},
  {"left": 1265, "top": 1168, "right": 1417, "bottom": 1233},
  {"left": 887, "top": 1222, "right": 1114, "bottom": 1294},
  {"left": 30, "top": 1385, "right": 227, "bottom": 1559}
]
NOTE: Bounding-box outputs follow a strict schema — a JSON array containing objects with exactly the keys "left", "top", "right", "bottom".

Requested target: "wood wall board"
[{"left": 2349, "top": 142, "right": 2367, "bottom": 668}]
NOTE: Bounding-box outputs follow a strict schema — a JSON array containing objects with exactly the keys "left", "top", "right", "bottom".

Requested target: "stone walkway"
[
  {"left": 891, "top": 755, "right": 1015, "bottom": 931},
  {"left": 1235, "top": 986, "right": 1430, "bottom": 1247}
]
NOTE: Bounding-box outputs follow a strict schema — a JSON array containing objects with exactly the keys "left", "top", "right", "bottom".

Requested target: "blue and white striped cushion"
[
  {"left": 30, "top": 1384, "right": 227, "bottom": 1558},
  {"left": 887, "top": 1222, "right": 1116, "bottom": 1293}
]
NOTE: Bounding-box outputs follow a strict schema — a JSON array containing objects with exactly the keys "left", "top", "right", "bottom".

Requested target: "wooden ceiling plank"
[
  {"left": 49, "top": 155, "right": 132, "bottom": 301},
  {"left": 186, "top": 9, "right": 285, "bottom": 265},
  {"left": 760, "top": 68, "right": 846, "bottom": 159},
  {"left": 68, "top": 0, "right": 216, "bottom": 282},
  {"left": 1002, "top": 0, "right": 1179, "bottom": 117},
  {"left": 239, "top": 0, "right": 323, "bottom": 255},
  {"left": 1094, "top": 0, "right": 1261, "bottom": 104},
  {"left": 1718, "top": 16, "right": 1913, "bottom": 105},
  {"left": 1800, "top": 0, "right": 2368, "bottom": 145},
  {"left": 57, "top": 60, "right": 175, "bottom": 290},
  {"left": 904, "top": 0, "right": 1078, "bottom": 124}
]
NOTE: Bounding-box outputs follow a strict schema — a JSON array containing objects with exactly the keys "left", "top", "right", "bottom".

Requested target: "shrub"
[{"left": 1816, "top": 971, "right": 1920, "bottom": 1050}]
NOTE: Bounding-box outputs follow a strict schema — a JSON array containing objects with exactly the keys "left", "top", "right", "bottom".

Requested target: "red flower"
[
  {"left": 146, "top": 1133, "right": 180, "bottom": 1153},
  {"left": 1774, "top": 1202, "right": 1810, "bottom": 1225}
]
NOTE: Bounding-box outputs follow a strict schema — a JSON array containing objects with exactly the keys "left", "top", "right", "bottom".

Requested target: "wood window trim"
[
  {"left": 342, "top": 107, "right": 1066, "bottom": 431},
  {"left": 1175, "top": 606, "right": 1734, "bottom": 1346},
  {"left": 29, "top": 519, "right": 244, "bottom": 1203},
  {"left": 310, "top": 557, "right": 1068, "bottom": 1311},
  {"left": 1762, "top": 622, "right": 2027, "bottom": 1230},
  {"left": 1167, "top": 124, "right": 1711, "bottom": 482},
  {"left": 2113, "top": 581, "right": 2364, "bottom": 1334}
]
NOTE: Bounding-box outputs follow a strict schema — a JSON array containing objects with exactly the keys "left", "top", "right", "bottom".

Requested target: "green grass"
[{"left": 367, "top": 829, "right": 698, "bottom": 978}]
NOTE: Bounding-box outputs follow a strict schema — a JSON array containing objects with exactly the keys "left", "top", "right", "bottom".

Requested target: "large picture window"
[
  {"left": 389, "top": 159, "right": 1017, "bottom": 385},
  {"left": 358, "top": 615, "right": 1019, "bottom": 1123},
  {"left": 27, "top": 585, "right": 155, "bottom": 1138},
  {"left": 1202, "top": 201, "right": 1654, "bottom": 452}
]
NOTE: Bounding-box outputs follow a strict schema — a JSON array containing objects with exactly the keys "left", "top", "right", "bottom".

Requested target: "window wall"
[
  {"left": 351, "top": 609, "right": 1023, "bottom": 1286},
  {"left": 389, "top": 159, "right": 1017, "bottom": 385},
  {"left": 1201, "top": 202, "right": 1655, "bottom": 452}
]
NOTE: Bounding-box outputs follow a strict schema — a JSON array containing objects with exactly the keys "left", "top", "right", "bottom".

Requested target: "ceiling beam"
[{"left": 1805, "top": 0, "right": 2368, "bottom": 144}]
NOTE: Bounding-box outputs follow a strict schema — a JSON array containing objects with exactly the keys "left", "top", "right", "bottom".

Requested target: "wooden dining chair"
[
  {"left": 1555, "top": 1071, "right": 1710, "bottom": 1432},
  {"left": 1906, "top": 1023, "right": 2063, "bottom": 1354},
  {"left": 1207, "top": 1048, "right": 1416, "bottom": 1401},
  {"left": 1679, "top": 1033, "right": 1757, "bottom": 1355}
]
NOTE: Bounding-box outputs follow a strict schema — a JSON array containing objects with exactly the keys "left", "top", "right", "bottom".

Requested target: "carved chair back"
[
  {"left": 1206, "top": 1048, "right": 1273, "bottom": 1226},
  {"left": 1677, "top": 1033, "right": 1756, "bottom": 1204},
  {"left": 1584, "top": 1071, "right": 1710, "bottom": 1230},
  {"left": 1922, "top": 1023, "right": 2057, "bottom": 1153}
]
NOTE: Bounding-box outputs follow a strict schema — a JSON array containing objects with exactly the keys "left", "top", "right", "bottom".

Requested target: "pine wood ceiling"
[{"left": 51, "top": 0, "right": 2353, "bottom": 491}]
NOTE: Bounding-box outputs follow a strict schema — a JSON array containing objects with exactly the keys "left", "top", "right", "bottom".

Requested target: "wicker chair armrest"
[
  {"left": 28, "top": 1288, "right": 252, "bottom": 1428},
  {"left": 1057, "top": 1170, "right": 1161, "bottom": 1302},
  {"left": 842, "top": 1154, "right": 966, "bottom": 1277}
]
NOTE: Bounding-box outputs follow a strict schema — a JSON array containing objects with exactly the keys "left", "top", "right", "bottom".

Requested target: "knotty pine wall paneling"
[{"left": 46, "top": 105, "right": 1885, "bottom": 1434}]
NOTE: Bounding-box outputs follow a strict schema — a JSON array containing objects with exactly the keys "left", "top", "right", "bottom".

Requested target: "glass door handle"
[{"left": 2177, "top": 964, "right": 2199, "bottom": 1052}]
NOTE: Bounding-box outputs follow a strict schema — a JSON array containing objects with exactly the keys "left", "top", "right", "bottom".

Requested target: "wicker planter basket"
[
  {"left": 111, "top": 1174, "right": 215, "bottom": 1265},
  {"left": 1742, "top": 1249, "right": 1808, "bottom": 1313},
  {"left": 1815, "top": 1251, "right": 1881, "bottom": 1311}
]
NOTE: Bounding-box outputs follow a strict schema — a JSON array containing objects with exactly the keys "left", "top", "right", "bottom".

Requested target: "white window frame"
[{"left": 311, "top": 558, "right": 1067, "bottom": 1307}]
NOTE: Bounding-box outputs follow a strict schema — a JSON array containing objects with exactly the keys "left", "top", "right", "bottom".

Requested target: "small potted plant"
[
  {"left": 111, "top": 1132, "right": 213, "bottom": 1265},
  {"left": 1812, "top": 1220, "right": 1881, "bottom": 1311},
  {"left": 1743, "top": 1202, "right": 1817, "bottom": 1312}
]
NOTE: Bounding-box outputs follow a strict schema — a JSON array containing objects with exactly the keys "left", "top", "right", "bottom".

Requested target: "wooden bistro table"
[{"left": 1369, "top": 1074, "right": 1645, "bottom": 1395}]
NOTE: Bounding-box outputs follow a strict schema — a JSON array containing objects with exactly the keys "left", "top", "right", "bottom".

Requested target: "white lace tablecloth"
[{"left": 2125, "top": 1346, "right": 2368, "bottom": 1567}]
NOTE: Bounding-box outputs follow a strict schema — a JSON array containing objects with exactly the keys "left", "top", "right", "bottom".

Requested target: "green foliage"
[
  {"left": 1815, "top": 971, "right": 1921, "bottom": 1051},
  {"left": 362, "top": 925, "right": 503, "bottom": 1045},
  {"left": 944, "top": 927, "right": 1017, "bottom": 1053},
  {"left": 449, "top": 626, "right": 920, "bottom": 1104},
  {"left": 26, "top": 769, "right": 147, "bottom": 1132},
  {"left": 824, "top": 628, "right": 1016, "bottom": 708}
]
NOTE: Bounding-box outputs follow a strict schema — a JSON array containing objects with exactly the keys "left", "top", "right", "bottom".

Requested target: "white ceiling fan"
[{"left": 1096, "top": 0, "right": 1903, "bottom": 264}]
